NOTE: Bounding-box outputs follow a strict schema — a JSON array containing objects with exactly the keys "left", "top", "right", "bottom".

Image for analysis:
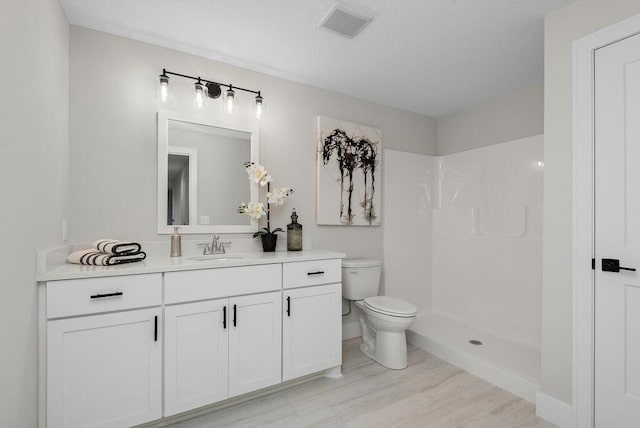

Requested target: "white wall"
[
  {"left": 68, "top": 26, "right": 438, "bottom": 255},
  {"left": 437, "top": 80, "right": 543, "bottom": 155},
  {"left": 383, "top": 150, "right": 435, "bottom": 313},
  {"left": 543, "top": 0, "right": 640, "bottom": 405},
  {"left": 0, "top": 0, "right": 69, "bottom": 426},
  {"left": 433, "top": 135, "right": 543, "bottom": 348}
]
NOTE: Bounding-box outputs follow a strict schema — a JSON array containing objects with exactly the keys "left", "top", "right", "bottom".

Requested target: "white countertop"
[{"left": 38, "top": 250, "right": 346, "bottom": 282}]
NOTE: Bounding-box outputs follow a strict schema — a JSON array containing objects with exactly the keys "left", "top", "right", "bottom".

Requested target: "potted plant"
[{"left": 238, "top": 162, "right": 294, "bottom": 252}]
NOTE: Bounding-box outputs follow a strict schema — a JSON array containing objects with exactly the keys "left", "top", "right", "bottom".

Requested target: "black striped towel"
[
  {"left": 92, "top": 239, "right": 142, "bottom": 255},
  {"left": 67, "top": 249, "right": 147, "bottom": 266}
]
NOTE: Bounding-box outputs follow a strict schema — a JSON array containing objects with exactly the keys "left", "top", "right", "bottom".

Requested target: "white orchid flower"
[
  {"left": 238, "top": 202, "right": 266, "bottom": 219},
  {"left": 246, "top": 163, "right": 271, "bottom": 185},
  {"left": 267, "top": 187, "right": 294, "bottom": 206},
  {"left": 260, "top": 174, "right": 273, "bottom": 187}
]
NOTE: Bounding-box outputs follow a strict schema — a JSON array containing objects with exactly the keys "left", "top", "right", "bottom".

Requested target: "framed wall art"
[{"left": 316, "top": 116, "right": 382, "bottom": 226}]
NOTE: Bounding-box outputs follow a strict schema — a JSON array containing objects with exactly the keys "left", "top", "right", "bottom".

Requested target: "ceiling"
[{"left": 59, "top": 0, "right": 572, "bottom": 118}]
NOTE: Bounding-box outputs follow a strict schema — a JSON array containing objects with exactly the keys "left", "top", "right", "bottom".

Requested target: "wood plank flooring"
[{"left": 169, "top": 338, "right": 556, "bottom": 428}]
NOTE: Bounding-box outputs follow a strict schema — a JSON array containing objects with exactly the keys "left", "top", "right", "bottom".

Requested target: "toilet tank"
[{"left": 341, "top": 259, "right": 382, "bottom": 300}]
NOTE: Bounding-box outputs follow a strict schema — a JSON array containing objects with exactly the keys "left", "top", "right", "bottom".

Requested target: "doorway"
[{"left": 574, "top": 14, "right": 640, "bottom": 428}]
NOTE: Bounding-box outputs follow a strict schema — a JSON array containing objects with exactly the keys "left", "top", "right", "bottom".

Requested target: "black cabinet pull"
[
  {"left": 307, "top": 271, "right": 325, "bottom": 276},
  {"left": 223, "top": 306, "right": 227, "bottom": 329},
  {"left": 286, "top": 296, "right": 291, "bottom": 317},
  {"left": 233, "top": 304, "right": 237, "bottom": 327},
  {"left": 602, "top": 258, "right": 637, "bottom": 273},
  {"left": 90, "top": 291, "right": 123, "bottom": 299},
  {"left": 154, "top": 315, "right": 158, "bottom": 342}
]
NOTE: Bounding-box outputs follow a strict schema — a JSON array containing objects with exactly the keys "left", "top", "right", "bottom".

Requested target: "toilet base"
[
  {"left": 360, "top": 332, "right": 408, "bottom": 370},
  {"left": 359, "top": 315, "right": 409, "bottom": 370}
]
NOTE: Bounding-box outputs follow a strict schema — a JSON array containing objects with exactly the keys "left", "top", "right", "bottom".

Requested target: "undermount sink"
[{"left": 187, "top": 254, "right": 248, "bottom": 262}]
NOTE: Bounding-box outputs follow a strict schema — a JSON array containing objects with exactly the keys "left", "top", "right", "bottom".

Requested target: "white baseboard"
[
  {"left": 535, "top": 392, "right": 573, "bottom": 428},
  {"left": 342, "top": 321, "right": 361, "bottom": 340},
  {"left": 407, "top": 330, "right": 539, "bottom": 403}
]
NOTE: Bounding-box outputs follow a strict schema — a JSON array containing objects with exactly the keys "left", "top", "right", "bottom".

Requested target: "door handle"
[
  {"left": 286, "top": 296, "right": 291, "bottom": 317},
  {"left": 307, "top": 271, "right": 325, "bottom": 276},
  {"left": 233, "top": 304, "right": 237, "bottom": 327},
  {"left": 223, "top": 305, "right": 227, "bottom": 329},
  {"left": 90, "top": 291, "right": 123, "bottom": 299},
  {"left": 602, "top": 258, "right": 636, "bottom": 272},
  {"left": 154, "top": 315, "right": 158, "bottom": 342}
]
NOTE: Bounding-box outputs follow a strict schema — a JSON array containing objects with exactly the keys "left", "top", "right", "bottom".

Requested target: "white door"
[
  {"left": 283, "top": 283, "right": 342, "bottom": 381},
  {"left": 595, "top": 32, "right": 640, "bottom": 427},
  {"left": 228, "top": 291, "right": 282, "bottom": 397},
  {"left": 47, "top": 308, "right": 162, "bottom": 428},
  {"left": 164, "top": 299, "right": 229, "bottom": 416}
]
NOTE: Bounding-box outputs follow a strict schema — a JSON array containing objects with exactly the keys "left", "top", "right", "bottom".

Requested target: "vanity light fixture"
[
  {"left": 158, "top": 68, "right": 264, "bottom": 118},
  {"left": 225, "top": 85, "right": 236, "bottom": 114},
  {"left": 193, "top": 78, "right": 206, "bottom": 109},
  {"left": 158, "top": 70, "right": 171, "bottom": 103},
  {"left": 255, "top": 92, "right": 264, "bottom": 119}
]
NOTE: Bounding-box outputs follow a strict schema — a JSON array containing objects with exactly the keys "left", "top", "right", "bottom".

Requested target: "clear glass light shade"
[
  {"left": 255, "top": 95, "right": 265, "bottom": 119},
  {"left": 158, "top": 75, "right": 171, "bottom": 104},
  {"left": 193, "top": 81, "right": 207, "bottom": 109},
  {"left": 225, "top": 88, "right": 236, "bottom": 114}
]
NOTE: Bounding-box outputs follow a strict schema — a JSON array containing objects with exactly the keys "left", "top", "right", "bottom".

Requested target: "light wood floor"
[{"left": 170, "top": 338, "right": 556, "bottom": 428}]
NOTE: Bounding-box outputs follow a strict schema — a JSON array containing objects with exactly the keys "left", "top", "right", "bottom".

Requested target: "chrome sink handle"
[{"left": 203, "top": 234, "right": 231, "bottom": 255}]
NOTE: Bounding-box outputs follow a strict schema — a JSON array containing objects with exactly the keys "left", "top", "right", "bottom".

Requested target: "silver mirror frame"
[{"left": 157, "top": 110, "right": 259, "bottom": 234}]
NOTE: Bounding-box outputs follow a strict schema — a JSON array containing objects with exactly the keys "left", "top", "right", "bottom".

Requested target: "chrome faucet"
[{"left": 203, "top": 234, "right": 231, "bottom": 255}]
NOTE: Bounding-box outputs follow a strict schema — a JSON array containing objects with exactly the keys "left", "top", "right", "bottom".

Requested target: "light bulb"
[
  {"left": 158, "top": 72, "right": 171, "bottom": 104},
  {"left": 194, "top": 79, "right": 206, "bottom": 109},
  {"left": 225, "top": 86, "right": 236, "bottom": 114},
  {"left": 255, "top": 93, "right": 264, "bottom": 119}
]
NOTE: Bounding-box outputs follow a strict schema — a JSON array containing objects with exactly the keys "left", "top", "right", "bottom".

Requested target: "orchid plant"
[{"left": 238, "top": 162, "right": 294, "bottom": 237}]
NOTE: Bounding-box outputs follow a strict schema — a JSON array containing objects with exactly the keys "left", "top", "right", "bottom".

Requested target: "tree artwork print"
[{"left": 316, "top": 116, "right": 381, "bottom": 226}]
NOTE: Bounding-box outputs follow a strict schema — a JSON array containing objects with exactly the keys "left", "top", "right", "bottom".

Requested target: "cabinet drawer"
[
  {"left": 282, "top": 259, "right": 342, "bottom": 289},
  {"left": 46, "top": 274, "right": 162, "bottom": 319},
  {"left": 165, "top": 264, "right": 281, "bottom": 304}
]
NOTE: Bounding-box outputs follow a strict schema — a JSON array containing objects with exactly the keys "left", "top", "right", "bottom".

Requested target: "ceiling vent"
[{"left": 319, "top": 2, "right": 373, "bottom": 39}]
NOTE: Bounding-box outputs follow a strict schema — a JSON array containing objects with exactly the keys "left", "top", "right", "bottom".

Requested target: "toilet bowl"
[{"left": 342, "top": 259, "right": 417, "bottom": 369}]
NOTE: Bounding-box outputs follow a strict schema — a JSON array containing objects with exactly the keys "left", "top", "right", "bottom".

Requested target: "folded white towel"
[
  {"left": 92, "top": 239, "right": 142, "bottom": 255},
  {"left": 67, "top": 249, "right": 146, "bottom": 266}
]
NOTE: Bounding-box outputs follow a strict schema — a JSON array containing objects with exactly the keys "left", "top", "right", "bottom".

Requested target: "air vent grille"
[{"left": 319, "top": 2, "right": 373, "bottom": 39}]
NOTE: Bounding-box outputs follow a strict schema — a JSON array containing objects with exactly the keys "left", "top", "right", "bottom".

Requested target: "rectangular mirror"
[{"left": 158, "top": 111, "right": 258, "bottom": 234}]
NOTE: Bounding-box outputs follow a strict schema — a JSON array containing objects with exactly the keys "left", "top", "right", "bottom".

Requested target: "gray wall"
[
  {"left": 68, "top": 26, "right": 438, "bottom": 264},
  {"left": 437, "top": 80, "right": 544, "bottom": 154},
  {"left": 542, "top": 0, "right": 640, "bottom": 405},
  {"left": 0, "top": 0, "right": 69, "bottom": 426}
]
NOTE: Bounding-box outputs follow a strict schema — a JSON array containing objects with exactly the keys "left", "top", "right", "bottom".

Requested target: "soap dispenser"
[
  {"left": 287, "top": 209, "right": 303, "bottom": 251},
  {"left": 170, "top": 226, "right": 182, "bottom": 257}
]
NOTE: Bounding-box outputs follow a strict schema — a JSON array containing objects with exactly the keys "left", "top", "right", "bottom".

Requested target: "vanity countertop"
[{"left": 38, "top": 250, "right": 346, "bottom": 282}]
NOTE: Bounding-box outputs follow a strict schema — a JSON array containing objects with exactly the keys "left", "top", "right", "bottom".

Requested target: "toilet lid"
[{"left": 364, "top": 296, "right": 417, "bottom": 317}]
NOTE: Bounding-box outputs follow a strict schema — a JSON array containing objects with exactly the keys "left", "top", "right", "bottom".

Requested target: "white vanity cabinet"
[
  {"left": 228, "top": 291, "right": 282, "bottom": 396},
  {"left": 164, "top": 299, "right": 229, "bottom": 416},
  {"left": 163, "top": 265, "right": 282, "bottom": 416},
  {"left": 45, "top": 274, "right": 162, "bottom": 428},
  {"left": 40, "top": 253, "right": 343, "bottom": 427},
  {"left": 282, "top": 260, "right": 342, "bottom": 381}
]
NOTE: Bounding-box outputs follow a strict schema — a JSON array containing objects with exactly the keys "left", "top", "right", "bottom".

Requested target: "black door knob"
[{"left": 602, "top": 258, "right": 636, "bottom": 272}]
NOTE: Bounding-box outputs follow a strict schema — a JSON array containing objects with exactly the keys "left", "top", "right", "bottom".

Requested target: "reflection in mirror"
[
  {"left": 167, "top": 148, "right": 196, "bottom": 225},
  {"left": 158, "top": 111, "right": 258, "bottom": 234},
  {"left": 168, "top": 154, "right": 189, "bottom": 225}
]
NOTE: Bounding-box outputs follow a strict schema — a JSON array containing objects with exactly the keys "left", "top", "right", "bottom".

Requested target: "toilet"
[{"left": 342, "top": 259, "right": 417, "bottom": 369}]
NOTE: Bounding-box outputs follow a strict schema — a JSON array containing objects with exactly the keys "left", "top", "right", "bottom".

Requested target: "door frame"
[{"left": 573, "top": 13, "right": 640, "bottom": 428}]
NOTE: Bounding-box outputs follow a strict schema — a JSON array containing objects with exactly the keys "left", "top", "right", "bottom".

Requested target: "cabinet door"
[
  {"left": 228, "top": 291, "right": 282, "bottom": 397},
  {"left": 164, "top": 299, "right": 229, "bottom": 416},
  {"left": 283, "top": 283, "right": 342, "bottom": 381},
  {"left": 47, "top": 308, "right": 162, "bottom": 428}
]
